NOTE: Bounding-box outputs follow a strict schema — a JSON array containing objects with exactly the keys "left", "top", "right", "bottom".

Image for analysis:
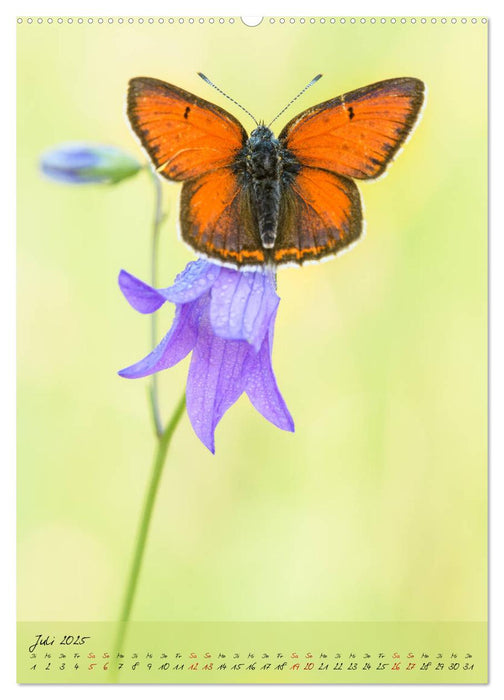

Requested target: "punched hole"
[{"left": 241, "top": 16, "right": 263, "bottom": 27}]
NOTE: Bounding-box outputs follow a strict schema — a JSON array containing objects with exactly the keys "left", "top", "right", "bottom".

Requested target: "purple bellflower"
[
  {"left": 118, "top": 260, "right": 294, "bottom": 453},
  {"left": 40, "top": 143, "right": 142, "bottom": 185}
]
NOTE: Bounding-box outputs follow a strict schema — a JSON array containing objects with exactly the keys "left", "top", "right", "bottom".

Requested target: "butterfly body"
[
  {"left": 233, "top": 124, "right": 301, "bottom": 249},
  {"left": 128, "top": 76, "right": 425, "bottom": 268}
]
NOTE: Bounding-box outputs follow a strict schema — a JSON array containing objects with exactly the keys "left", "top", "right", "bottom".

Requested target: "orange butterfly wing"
[
  {"left": 279, "top": 77, "right": 425, "bottom": 180},
  {"left": 180, "top": 169, "right": 264, "bottom": 266},
  {"left": 128, "top": 77, "right": 262, "bottom": 264},
  {"left": 273, "top": 169, "right": 362, "bottom": 265},
  {"left": 127, "top": 77, "right": 247, "bottom": 180}
]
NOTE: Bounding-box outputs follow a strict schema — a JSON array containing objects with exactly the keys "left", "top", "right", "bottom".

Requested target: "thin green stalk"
[
  {"left": 111, "top": 166, "right": 183, "bottom": 681},
  {"left": 112, "top": 392, "right": 186, "bottom": 674},
  {"left": 149, "top": 166, "right": 164, "bottom": 438}
]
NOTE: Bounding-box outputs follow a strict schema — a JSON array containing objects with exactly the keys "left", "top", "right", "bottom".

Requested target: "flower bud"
[{"left": 40, "top": 143, "right": 142, "bottom": 184}]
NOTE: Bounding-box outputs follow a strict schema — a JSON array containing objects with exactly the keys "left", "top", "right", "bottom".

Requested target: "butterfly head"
[{"left": 249, "top": 124, "right": 276, "bottom": 142}]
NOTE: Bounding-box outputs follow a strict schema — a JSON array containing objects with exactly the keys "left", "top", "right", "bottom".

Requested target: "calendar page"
[{"left": 16, "top": 14, "right": 487, "bottom": 684}]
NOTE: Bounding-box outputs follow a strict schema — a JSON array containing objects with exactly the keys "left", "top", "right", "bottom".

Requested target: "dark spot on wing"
[
  {"left": 348, "top": 106, "right": 355, "bottom": 120},
  {"left": 184, "top": 106, "right": 190, "bottom": 120}
]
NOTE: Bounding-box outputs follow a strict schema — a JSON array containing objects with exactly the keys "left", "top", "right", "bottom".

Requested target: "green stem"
[
  {"left": 112, "top": 392, "right": 186, "bottom": 673},
  {"left": 111, "top": 164, "right": 183, "bottom": 681},
  {"left": 149, "top": 166, "right": 164, "bottom": 438}
]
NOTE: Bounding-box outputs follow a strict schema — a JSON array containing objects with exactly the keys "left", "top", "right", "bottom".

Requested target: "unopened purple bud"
[{"left": 40, "top": 143, "right": 142, "bottom": 184}]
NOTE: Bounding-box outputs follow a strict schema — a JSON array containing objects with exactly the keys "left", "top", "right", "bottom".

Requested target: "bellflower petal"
[
  {"left": 119, "top": 301, "right": 201, "bottom": 378},
  {"left": 186, "top": 309, "right": 252, "bottom": 453},
  {"left": 161, "top": 259, "right": 221, "bottom": 304},
  {"left": 245, "top": 313, "right": 295, "bottom": 433},
  {"left": 119, "top": 259, "right": 294, "bottom": 452},
  {"left": 119, "top": 270, "right": 167, "bottom": 314},
  {"left": 210, "top": 267, "right": 279, "bottom": 351}
]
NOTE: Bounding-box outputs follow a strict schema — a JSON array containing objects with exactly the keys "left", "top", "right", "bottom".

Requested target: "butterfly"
[{"left": 127, "top": 74, "right": 425, "bottom": 268}]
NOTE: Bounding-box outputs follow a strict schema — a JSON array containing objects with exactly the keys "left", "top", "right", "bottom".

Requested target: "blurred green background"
[{"left": 17, "top": 18, "right": 487, "bottom": 623}]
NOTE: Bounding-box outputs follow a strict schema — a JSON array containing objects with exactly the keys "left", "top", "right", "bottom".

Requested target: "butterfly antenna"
[
  {"left": 197, "top": 72, "right": 259, "bottom": 126},
  {"left": 267, "top": 74, "right": 323, "bottom": 129}
]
